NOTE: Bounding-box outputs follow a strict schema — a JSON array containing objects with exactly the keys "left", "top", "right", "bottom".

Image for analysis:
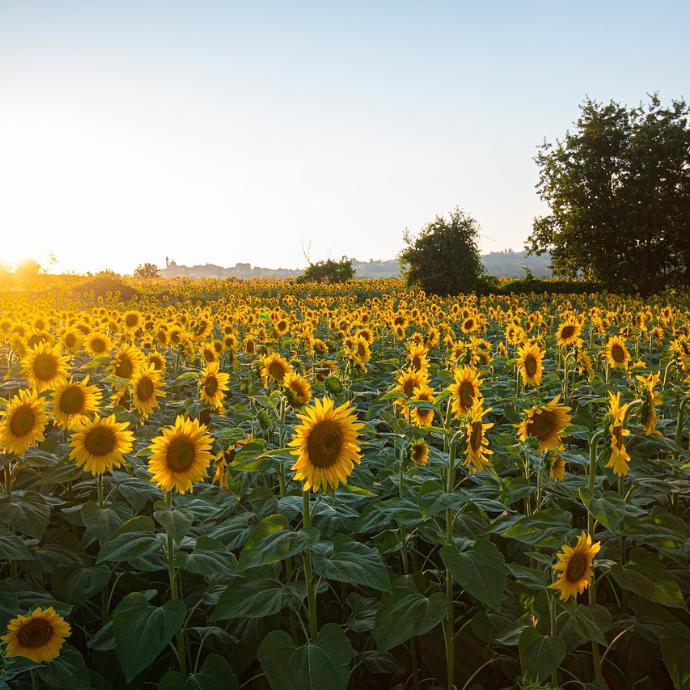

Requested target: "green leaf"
[
  {"left": 159, "top": 654, "right": 239, "bottom": 690},
  {"left": 500, "top": 508, "right": 571, "bottom": 547},
  {"left": 519, "top": 627, "right": 566, "bottom": 682},
  {"left": 52, "top": 565, "right": 111, "bottom": 608},
  {"left": 211, "top": 578, "right": 286, "bottom": 621},
  {"left": 440, "top": 540, "right": 506, "bottom": 611},
  {"left": 560, "top": 604, "right": 611, "bottom": 647},
  {"left": 177, "top": 537, "right": 237, "bottom": 584},
  {"left": 311, "top": 534, "right": 391, "bottom": 593},
  {"left": 661, "top": 621, "right": 690, "bottom": 690},
  {"left": 38, "top": 644, "right": 91, "bottom": 689},
  {"left": 257, "top": 624, "right": 353, "bottom": 690},
  {"left": 610, "top": 547, "right": 686, "bottom": 609},
  {"left": 373, "top": 575, "right": 447, "bottom": 651},
  {"left": 238, "top": 514, "right": 319, "bottom": 571},
  {"left": 97, "top": 516, "right": 163, "bottom": 564},
  {"left": 81, "top": 501, "right": 130, "bottom": 543},
  {"left": 112, "top": 592, "right": 186, "bottom": 683},
  {"left": 154, "top": 507, "right": 193, "bottom": 543},
  {"left": 0, "top": 527, "right": 33, "bottom": 561},
  {"left": 0, "top": 492, "right": 50, "bottom": 539}
]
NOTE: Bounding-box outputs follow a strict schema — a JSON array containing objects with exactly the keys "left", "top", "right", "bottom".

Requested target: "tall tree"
[{"left": 527, "top": 95, "right": 690, "bottom": 294}]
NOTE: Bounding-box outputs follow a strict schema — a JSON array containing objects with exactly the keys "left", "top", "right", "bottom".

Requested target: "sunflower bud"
[{"left": 324, "top": 375, "right": 344, "bottom": 396}]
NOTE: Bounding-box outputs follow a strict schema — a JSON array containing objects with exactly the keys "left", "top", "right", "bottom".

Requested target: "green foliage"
[
  {"left": 134, "top": 262, "right": 161, "bottom": 278},
  {"left": 297, "top": 257, "right": 355, "bottom": 284},
  {"left": 399, "top": 207, "right": 488, "bottom": 295},
  {"left": 527, "top": 94, "right": 690, "bottom": 295}
]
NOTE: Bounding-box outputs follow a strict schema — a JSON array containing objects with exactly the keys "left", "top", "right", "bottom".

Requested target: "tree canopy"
[
  {"left": 527, "top": 95, "right": 690, "bottom": 295},
  {"left": 399, "top": 207, "right": 487, "bottom": 295},
  {"left": 296, "top": 257, "right": 355, "bottom": 284}
]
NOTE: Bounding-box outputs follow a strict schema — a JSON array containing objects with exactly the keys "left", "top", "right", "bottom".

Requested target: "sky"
[{"left": 1, "top": 1, "right": 688, "bottom": 274}]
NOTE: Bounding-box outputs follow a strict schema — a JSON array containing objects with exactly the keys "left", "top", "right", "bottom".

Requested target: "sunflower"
[
  {"left": 109, "top": 344, "right": 145, "bottom": 381},
  {"left": 448, "top": 366, "right": 482, "bottom": 418},
  {"left": 517, "top": 342, "right": 545, "bottom": 387},
  {"left": 86, "top": 332, "right": 111, "bottom": 357},
  {"left": 199, "top": 361, "right": 230, "bottom": 412},
  {"left": 556, "top": 320, "right": 582, "bottom": 347},
  {"left": 349, "top": 336, "right": 371, "bottom": 368},
  {"left": 51, "top": 377, "right": 102, "bottom": 429},
  {"left": 289, "top": 397, "right": 364, "bottom": 492},
  {"left": 606, "top": 336, "right": 630, "bottom": 369},
  {"left": 408, "top": 384, "right": 435, "bottom": 427},
  {"left": 548, "top": 532, "right": 601, "bottom": 602},
  {"left": 21, "top": 341, "right": 69, "bottom": 392},
  {"left": 636, "top": 372, "right": 661, "bottom": 436},
  {"left": 516, "top": 396, "right": 572, "bottom": 452},
  {"left": 213, "top": 434, "right": 254, "bottom": 489},
  {"left": 408, "top": 439, "right": 430, "bottom": 466},
  {"left": 1, "top": 606, "right": 71, "bottom": 663},
  {"left": 0, "top": 389, "right": 48, "bottom": 456},
  {"left": 547, "top": 451, "right": 566, "bottom": 481},
  {"left": 147, "top": 350, "right": 167, "bottom": 373},
  {"left": 464, "top": 399, "right": 493, "bottom": 472},
  {"left": 283, "top": 372, "right": 312, "bottom": 407},
  {"left": 122, "top": 310, "right": 141, "bottom": 333},
  {"left": 605, "top": 391, "right": 631, "bottom": 476},
  {"left": 407, "top": 343, "right": 429, "bottom": 373},
  {"left": 131, "top": 364, "right": 165, "bottom": 416},
  {"left": 59, "top": 328, "right": 83, "bottom": 355},
  {"left": 148, "top": 416, "right": 213, "bottom": 494},
  {"left": 69, "top": 415, "right": 134, "bottom": 475},
  {"left": 261, "top": 352, "right": 293, "bottom": 386}
]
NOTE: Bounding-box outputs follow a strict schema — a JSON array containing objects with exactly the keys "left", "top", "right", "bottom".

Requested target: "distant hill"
[{"left": 159, "top": 251, "right": 552, "bottom": 280}]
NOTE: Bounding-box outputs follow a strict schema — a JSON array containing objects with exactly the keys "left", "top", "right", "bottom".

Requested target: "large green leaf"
[
  {"left": 81, "top": 501, "right": 130, "bottom": 543},
  {"left": 661, "top": 621, "right": 690, "bottom": 690},
  {"left": 440, "top": 540, "right": 507, "bottom": 611},
  {"left": 257, "top": 624, "right": 353, "bottom": 690},
  {"left": 112, "top": 592, "right": 186, "bottom": 682},
  {"left": 238, "top": 514, "right": 319, "bottom": 571},
  {"left": 211, "top": 578, "right": 286, "bottom": 621},
  {"left": 0, "top": 527, "right": 32, "bottom": 561},
  {"left": 159, "top": 654, "right": 239, "bottom": 690},
  {"left": 311, "top": 534, "right": 391, "bottom": 593},
  {"left": 373, "top": 575, "right": 447, "bottom": 651},
  {"left": 0, "top": 491, "right": 50, "bottom": 539},
  {"left": 52, "top": 564, "right": 111, "bottom": 608},
  {"left": 97, "top": 516, "right": 164, "bottom": 564},
  {"left": 519, "top": 627, "right": 566, "bottom": 682},
  {"left": 177, "top": 537, "right": 237, "bottom": 584},
  {"left": 38, "top": 644, "right": 90, "bottom": 689},
  {"left": 154, "top": 507, "right": 193, "bottom": 544}
]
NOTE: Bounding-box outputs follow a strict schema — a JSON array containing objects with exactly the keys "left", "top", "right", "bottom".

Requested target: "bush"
[{"left": 296, "top": 257, "right": 355, "bottom": 284}]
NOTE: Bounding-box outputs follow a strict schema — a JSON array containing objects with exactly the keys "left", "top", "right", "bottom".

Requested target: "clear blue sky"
[{"left": 1, "top": 1, "right": 688, "bottom": 273}]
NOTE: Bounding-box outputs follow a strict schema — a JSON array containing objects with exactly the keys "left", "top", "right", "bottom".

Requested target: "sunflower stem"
[
  {"left": 4, "top": 462, "right": 12, "bottom": 498},
  {"left": 445, "top": 438, "right": 457, "bottom": 690},
  {"left": 96, "top": 473, "right": 104, "bottom": 509},
  {"left": 549, "top": 593, "right": 559, "bottom": 688},
  {"left": 302, "top": 489, "right": 318, "bottom": 640},
  {"left": 671, "top": 397, "right": 688, "bottom": 513},
  {"left": 165, "top": 491, "right": 187, "bottom": 674},
  {"left": 31, "top": 669, "right": 39, "bottom": 690}
]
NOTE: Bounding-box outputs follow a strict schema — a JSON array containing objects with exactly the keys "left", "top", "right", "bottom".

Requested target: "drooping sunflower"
[
  {"left": 148, "top": 416, "right": 213, "bottom": 494},
  {"left": 198, "top": 361, "right": 230, "bottom": 412},
  {"left": 407, "top": 343, "right": 429, "bottom": 374},
  {"left": 109, "top": 344, "right": 145, "bottom": 381},
  {"left": 516, "top": 396, "right": 572, "bottom": 452},
  {"left": 349, "top": 336, "right": 372, "bottom": 368},
  {"left": 51, "top": 377, "right": 102, "bottom": 429},
  {"left": 283, "top": 372, "right": 312, "bottom": 407},
  {"left": 606, "top": 336, "right": 630, "bottom": 370},
  {"left": 408, "top": 438, "right": 430, "bottom": 466},
  {"left": 464, "top": 399, "right": 493, "bottom": 472},
  {"left": 556, "top": 319, "right": 582, "bottom": 347},
  {"left": 261, "top": 352, "right": 293, "bottom": 386},
  {"left": 1, "top": 606, "right": 71, "bottom": 663},
  {"left": 289, "top": 397, "right": 364, "bottom": 492},
  {"left": 547, "top": 451, "right": 566, "bottom": 481},
  {"left": 448, "top": 366, "right": 482, "bottom": 418},
  {"left": 0, "top": 389, "right": 48, "bottom": 456},
  {"left": 131, "top": 364, "right": 165, "bottom": 417},
  {"left": 636, "top": 372, "right": 661, "bottom": 436},
  {"left": 517, "top": 342, "right": 545, "bottom": 387},
  {"left": 548, "top": 532, "right": 601, "bottom": 602},
  {"left": 21, "top": 341, "right": 69, "bottom": 392},
  {"left": 213, "top": 434, "right": 254, "bottom": 489},
  {"left": 69, "top": 414, "right": 134, "bottom": 475},
  {"left": 605, "top": 391, "right": 631, "bottom": 476}
]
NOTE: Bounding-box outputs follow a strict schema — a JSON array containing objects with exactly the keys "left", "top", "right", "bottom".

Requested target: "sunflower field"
[{"left": 0, "top": 276, "right": 689, "bottom": 690}]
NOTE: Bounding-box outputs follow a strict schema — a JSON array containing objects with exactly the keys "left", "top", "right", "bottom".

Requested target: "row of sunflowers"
[{"left": 0, "top": 277, "right": 688, "bottom": 689}]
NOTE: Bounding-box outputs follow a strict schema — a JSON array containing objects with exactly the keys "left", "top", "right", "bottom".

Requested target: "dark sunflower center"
[
  {"left": 611, "top": 344, "right": 625, "bottom": 363},
  {"left": 269, "top": 363, "right": 285, "bottom": 381},
  {"left": 166, "top": 437, "right": 197, "bottom": 472},
  {"left": 125, "top": 315, "right": 138, "bottom": 328},
  {"left": 565, "top": 551, "right": 589, "bottom": 582},
  {"left": 470, "top": 420, "right": 483, "bottom": 451},
  {"left": 525, "top": 354, "right": 538, "bottom": 377},
  {"left": 459, "top": 380, "right": 475, "bottom": 409},
  {"left": 17, "top": 617, "right": 53, "bottom": 649},
  {"left": 10, "top": 405, "right": 36, "bottom": 437},
  {"left": 412, "top": 443, "right": 426, "bottom": 463},
  {"left": 560, "top": 325, "right": 576, "bottom": 340},
  {"left": 91, "top": 338, "right": 106, "bottom": 353},
  {"left": 203, "top": 350, "right": 215, "bottom": 363},
  {"left": 33, "top": 353, "right": 58, "bottom": 381},
  {"left": 357, "top": 342, "right": 366, "bottom": 358},
  {"left": 465, "top": 319, "right": 474, "bottom": 330},
  {"left": 204, "top": 376, "right": 219, "bottom": 397},
  {"left": 65, "top": 333, "right": 77, "bottom": 348},
  {"left": 306, "top": 420, "right": 344, "bottom": 468},
  {"left": 59, "top": 386, "right": 85, "bottom": 414},
  {"left": 136, "top": 377, "right": 155, "bottom": 401},
  {"left": 84, "top": 426, "right": 117, "bottom": 456},
  {"left": 412, "top": 355, "right": 422, "bottom": 370},
  {"left": 115, "top": 358, "right": 134, "bottom": 379},
  {"left": 612, "top": 426, "right": 624, "bottom": 449},
  {"left": 403, "top": 379, "right": 415, "bottom": 397},
  {"left": 278, "top": 320, "right": 287, "bottom": 332},
  {"left": 528, "top": 410, "right": 556, "bottom": 441}
]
